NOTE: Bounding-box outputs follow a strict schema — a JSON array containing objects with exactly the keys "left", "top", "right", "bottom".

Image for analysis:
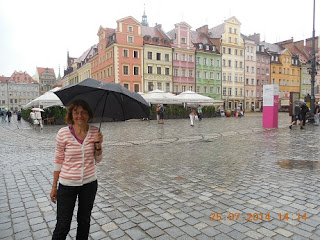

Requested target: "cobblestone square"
[{"left": 1, "top": 113, "right": 320, "bottom": 239}]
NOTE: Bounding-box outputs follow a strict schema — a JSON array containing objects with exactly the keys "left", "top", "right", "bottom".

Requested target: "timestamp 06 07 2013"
[{"left": 210, "top": 212, "right": 308, "bottom": 222}]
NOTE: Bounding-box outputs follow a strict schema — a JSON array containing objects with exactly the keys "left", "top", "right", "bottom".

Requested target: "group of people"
[
  {"left": 0, "top": 109, "right": 13, "bottom": 122},
  {"left": 189, "top": 105, "right": 202, "bottom": 126},
  {"left": 28, "top": 109, "right": 43, "bottom": 129},
  {"left": 289, "top": 101, "right": 316, "bottom": 129}
]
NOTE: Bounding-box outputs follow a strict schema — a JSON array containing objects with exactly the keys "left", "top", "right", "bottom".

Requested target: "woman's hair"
[{"left": 65, "top": 99, "right": 94, "bottom": 124}]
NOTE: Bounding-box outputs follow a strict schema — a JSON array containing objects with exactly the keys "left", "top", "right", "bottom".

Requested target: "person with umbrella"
[{"left": 50, "top": 99, "right": 103, "bottom": 239}]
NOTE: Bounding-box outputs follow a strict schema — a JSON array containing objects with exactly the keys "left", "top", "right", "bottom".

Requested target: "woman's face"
[{"left": 72, "top": 105, "right": 89, "bottom": 125}]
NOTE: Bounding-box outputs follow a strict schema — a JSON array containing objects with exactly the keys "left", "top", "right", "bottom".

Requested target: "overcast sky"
[{"left": 0, "top": 0, "right": 319, "bottom": 78}]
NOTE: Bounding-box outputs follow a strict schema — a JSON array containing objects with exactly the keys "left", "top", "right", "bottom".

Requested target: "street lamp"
[{"left": 310, "top": 0, "right": 317, "bottom": 118}]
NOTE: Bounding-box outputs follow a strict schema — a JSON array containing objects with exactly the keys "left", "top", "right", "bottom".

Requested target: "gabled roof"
[
  {"left": 208, "top": 23, "right": 225, "bottom": 38},
  {"left": 37, "top": 67, "right": 55, "bottom": 76},
  {"left": 0, "top": 76, "right": 10, "bottom": 83},
  {"left": 166, "top": 29, "right": 176, "bottom": 40},
  {"left": 174, "top": 21, "right": 192, "bottom": 29},
  {"left": 9, "top": 71, "right": 35, "bottom": 83},
  {"left": 116, "top": 16, "right": 141, "bottom": 25}
]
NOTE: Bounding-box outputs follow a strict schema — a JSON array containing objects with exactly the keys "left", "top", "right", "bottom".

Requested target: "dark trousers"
[{"left": 52, "top": 180, "right": 97, "bottom": 240}]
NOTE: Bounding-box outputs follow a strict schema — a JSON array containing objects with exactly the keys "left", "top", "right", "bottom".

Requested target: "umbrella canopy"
[
  {"left": 175, "top": 91, "right": 215, "bottom": 105},
  {"left": 24, "top": 87, "right": 63, "bottom": 109},
  {"left": 54, "top": 78, "right": 150, "bottom": 122},
  {"left": 31, "top": 108, "right": 44, "bottom": 112},
  {"left": 142, "top": 89, "right": 182, "bottom": 104}
]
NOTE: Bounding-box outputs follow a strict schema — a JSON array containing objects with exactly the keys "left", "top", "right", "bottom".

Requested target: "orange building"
[{"left": 90, "top": 16, "right": 143, "bottom": 92}]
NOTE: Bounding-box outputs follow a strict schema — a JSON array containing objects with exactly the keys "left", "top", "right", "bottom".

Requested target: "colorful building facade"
[{"left": 167, "top": 22, "right": 196, "bottom": 93}]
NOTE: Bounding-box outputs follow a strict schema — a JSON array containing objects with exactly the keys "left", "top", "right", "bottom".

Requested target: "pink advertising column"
[{"left": 263, "top": 84, "right": 279, "bottom": 128}]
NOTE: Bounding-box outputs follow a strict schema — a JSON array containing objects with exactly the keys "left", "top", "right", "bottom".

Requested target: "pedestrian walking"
[
  {"left": 0, "top": 110, "right": 5, "bottom": 122},
  {"left": 314, "top": 102, "right": 320, "bottom": 126},
  {"left": 290, "top": 103, "right": 303, "bottom": 129},
  {"left": 28, "top": 110, "right": 36, "bottom": 129},
  {"left": 300, "top": 103, "right": 309, "bottom": 126},
  {"left": 17, "top": 110, "right": 22, "bottom": 122},
  {"left": 50, "top": 99, "right": 103, "bottom": 240},
  {"left": 158, "top": 104, "right": 165, "bottom": 124},
  {"left": 156, "top": 104, "right": 160, "bottom": 122},
  {"left": 35, "top": 110, "right": 43, "bottom": 129},
  {"left": 6, "top": 110, "right": 12, "bottom": 122},
  {"left": 197, "top": 105, "right": 203, "bottom": 121},
  {"left": 189, "top": 108, "right": 196, "bottom": 127}
]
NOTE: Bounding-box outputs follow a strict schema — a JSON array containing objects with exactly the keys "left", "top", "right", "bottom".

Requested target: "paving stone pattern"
[{"left": 1, "top": 113, "right": 320, "bottom": 239}]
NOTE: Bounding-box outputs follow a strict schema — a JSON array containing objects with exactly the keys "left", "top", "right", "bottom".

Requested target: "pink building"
[{"left": 167, "top": 22, "right": 196, "bottom": 93}]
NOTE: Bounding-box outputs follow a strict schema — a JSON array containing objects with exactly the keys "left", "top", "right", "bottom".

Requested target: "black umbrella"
[{"left": 54, "top": 78, "right": 150, "bottom": 127}]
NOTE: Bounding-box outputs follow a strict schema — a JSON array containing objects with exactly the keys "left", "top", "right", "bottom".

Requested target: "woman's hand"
[
  {"left": 94, "top": 132, "right": 103, "bottom": 148},
  {"left": 50, "top": 186, "right": 57, "bottom": 203}
]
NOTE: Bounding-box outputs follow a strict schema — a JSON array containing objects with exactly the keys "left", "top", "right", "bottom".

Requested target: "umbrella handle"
[{"left": 98, "top": 91, "right": 109, "bottom": 131}]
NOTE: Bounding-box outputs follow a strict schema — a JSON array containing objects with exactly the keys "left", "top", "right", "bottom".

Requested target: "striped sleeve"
[{"left": 54, "top": 128, "right": 67, "bottom": 171}]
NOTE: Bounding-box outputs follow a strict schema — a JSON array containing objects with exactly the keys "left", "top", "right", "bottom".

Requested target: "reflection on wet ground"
[{"left": 278, "top": 159, "right": 320, "bottom": 170}]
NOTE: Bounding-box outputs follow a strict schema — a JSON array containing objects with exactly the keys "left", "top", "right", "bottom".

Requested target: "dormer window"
[
  {"left": 205, "top": 45, "right": 209, "bottom": 50},
  {"left": 212, "top": 46, "right": 216, "bottom": 51},
  {"left": 199, "top": 44, "right": 203, "bottom": 49},
  {"left": 181, "top": 37, "right": 186, "bottom": 44},
  {"left": 144, "top": 35, "right": 151, "bottom": 41},
  {"left": 153, "top": 37, "right": 159, "bottom": 43}
]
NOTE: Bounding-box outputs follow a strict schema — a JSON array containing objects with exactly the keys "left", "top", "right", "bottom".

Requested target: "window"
[
  {"left": 228, "top": 37, "right": 232, "bottom": 42},
  {"left": 196, "top": 86, "right": 200, "bottom": 93},
  {"left": 157, "top": 67, "right": 161, "bottom": 75},
  {"left": 148, "top": 66, "right": 153, "bottom": 74},
  {"left": 246, "top": 66, "right": 249, "bottom": 73},
  {"left": 240, "top": 62, "right": 243, "bottom": 68},
  {"left": 235, "top": 38, "right": 238, "bottom": 43},
  {"left": 223, "top": 87, "right": 226, "bottom": 96},
  {"left": 174, "top": 69, "right": 178, "bottom": 76},
  {"left": 188, "top": 55, "right": 193, "bottom": 62},
  {"left": 228, "top": 60, "right": 231, "bottom": 67},
  {"left": 128, "top": 36, "right": 133, "bottom": 43},
  {"left": 204, "top": 72, "right": 207, "bottom": 79},
  {"left": 182, "top": 85, "right": 186, "bottom": 91},
  {"left": 228, "top": 48, "right": 231, "bottom": 54},
  {"left": 175, "top": 85, "right": 179, "bottom": 92},
  {"left": 246, "top": 90, "right": 249, "bottom": 97},
  {"left": 174, "top": 53, "right": 178, "bottom": 60},
  {"left": 229, "top": 27, "right": 232, "bottom": 33},
  {"left": 181, "top": 38, "right": 186, "bottom": 43},
  {"left": 251, "top": 90, "right": 254, "bottom": 97},
  {"left": 235, "top": 74, "right": 238, "bottom": 81},
  {"left": 240, "top": 50, "right": 243, "bottom": 56},
  {"left": 165, "top": 68, "right": 170, "bottom": 75},
  {"left": 203, "top": 58, "right": 207, "bottom": 65},
  {"left": 228, "top": 73, "right": 231, "bottom": 81},
  {"left": 251, "top": 67, "right": 254, "bottom": 73},
  {"left": 223, "top": 73, "right": 226, "bottom": 81},
  {"left": 217, "top": 59, "right": 220, "bottom": 67},
  {"left": 235, "top": 49, "right": 238, "bottom": 55},
  {"left": 240, "top": 88, "right": 243, "bottom": 96},
  {"left": 210, "top": 59, "right": 214, "bottom": 66},
  {"left": 165, "top": 54, "right": 169, "bottom": 61},
  {"left": 223, "top": 59, "right": 226, "bottom": 67},
  {"left": 204, "top": 86, "right": 207, "bottom": 93},
  {"left": 196, "top": 57, "right": 200, "bottom": 64},
  {"left": 134, "top": 84, "right": 139, "bottom": 92},
  {"left": 210, "top": 87, "right": 214, "bottom": 93},
  {"left": 217, "top": 73, "right": 220, "bottom": 80},
  {"left": 217, "top": 87, "right": 220, "bottom": 94},
  {"left": 196, "top": 71, "right": 200, "bottom": 79},
  {"left": 124, "top": 83, "right": 129, "bottom": 89},
  {"left": 189, "top": 70, "right": 193, "bottom": 77},
  {"left": 234, "top": 28, "right": 237, "bottom": 34},
  {"left": 235, "top": 61, "right": 238, "bottom": 68},
  {"left": 157, "top": 53, "right": 161, "bottom": 60},
  {"left": 223, "top": 47, "right": 226, "bottom": 54},
  {"left": 210, "top": 72, "right": 214, "bottom": 79},
  {"left": 128, "top": 26, "right": 133, "bottom": 32},
  {"left": 181, "top": 54, "right": 186, "bottom": 61},
  {"left": 166, "top": 83, "right": 170, "bottom": 92},
  {"left": 181, "top": 69, "right": 186, "bottom": 77},
  {"left": 235, "top": 88, "right": 238, "bottom": 96},
  {"left": 123, "top": 66, "right": 129, "bottom": 75},
  {"left": 133, "top": 51, "right": 138, "bottom": 58},
  {"left": 228, "top": 88, "right": 232, "bottom": 96},
  {"left": 251, "top": 79, "right": 254, "bottom": 85},
  {"left": 157, "top": 82, "right": 162, "bottom": 90},
  {"left": 147, "top": 52, "right": 152, "bottom": 59}
]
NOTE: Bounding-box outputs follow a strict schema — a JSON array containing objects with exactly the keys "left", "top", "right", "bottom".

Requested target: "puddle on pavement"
[{"left": 278, "top": 159, "right": 320, "bottom": 170}]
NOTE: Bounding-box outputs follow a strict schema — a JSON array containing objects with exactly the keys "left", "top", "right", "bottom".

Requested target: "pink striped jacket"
[{"left": 54, "top": 125, "right": 103, "bottom": 186}]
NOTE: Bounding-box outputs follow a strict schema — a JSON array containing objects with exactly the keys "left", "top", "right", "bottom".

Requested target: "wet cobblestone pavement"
[{"left": 1, "top": 113, "right": 320, "bottom": 240}]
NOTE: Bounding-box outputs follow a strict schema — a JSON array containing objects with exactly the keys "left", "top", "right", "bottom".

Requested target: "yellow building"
[
  {"left": 142, "top": 25, "right": 172, "bottom": 92},
  {"left": 209, "top": 16, "right": 245, "bottom": 110},
  {"left": 261, "top": 42, "right": 300, "bottom": 107}
]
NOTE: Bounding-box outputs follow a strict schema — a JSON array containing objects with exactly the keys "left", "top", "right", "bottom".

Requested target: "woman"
[
  {"left": 189, "top": 108, "right": 196, "bottom": 126},
  {"left": 50, "top": 99, "right": 103, "bottom": 239}
]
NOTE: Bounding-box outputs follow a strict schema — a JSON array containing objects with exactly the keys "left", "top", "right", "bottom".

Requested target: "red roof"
[
  {"left": 37, "top": 67, "right": 55, "bottom": 77},
  {"left": 9, "top": 71, "right": 35, "bottom": 83}
]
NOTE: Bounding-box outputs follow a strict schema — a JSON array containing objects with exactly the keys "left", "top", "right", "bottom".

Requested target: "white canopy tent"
[
  {"left": 140, "top": 89, "right": 182, "bottom": 105},
  {"left": 175, "top": 91, "right": 216, "bottom": 106},
  {"left": 23, "top": 87, "right": 63, "bottom": 109}
]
